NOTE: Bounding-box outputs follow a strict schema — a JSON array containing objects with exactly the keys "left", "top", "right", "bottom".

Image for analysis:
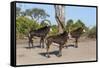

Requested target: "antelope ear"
[
  {"left": 83, "top": 29, "right": 86, "bottom": 32},
  {"left": 28, "top": 33, "right": 31, "bottom": 37},
  {"left": 50, "top": 28, "right": 52, "bottom": 32},
  {"left": 47, "top": 24, "right": 49, "bottom": 26}
]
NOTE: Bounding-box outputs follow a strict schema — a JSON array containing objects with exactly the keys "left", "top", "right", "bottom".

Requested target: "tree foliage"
[
  {"left": 24, "top": 8, "right": 50, "bottom": 22},
  {"left": 66, "top": 19, "right": 87, "bottom": 32},
  {"left": 16, "top": 16, "right": 40, "bottom": 39},
  {"left": 50, "top": 25, "right": 58, "bottom": 35},
  {"left": 66, "top": 19, "right": 73, "bottom": 32},
  {"left": 87, "top": 26, "right": 96, "bottom": 38},
  {"left": 16, "top": 7, "right": 21, "bottom": 17}
]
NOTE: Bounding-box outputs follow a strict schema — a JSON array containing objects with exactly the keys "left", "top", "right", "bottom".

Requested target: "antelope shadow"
[
  {"left": 39, "top": 50, "right": 59, "bottom": 58},
  {"left": 24, "top": 45, "right": 42, "bottom": 49}
]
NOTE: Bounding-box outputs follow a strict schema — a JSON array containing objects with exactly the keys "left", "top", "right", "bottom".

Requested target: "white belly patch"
[{"left": 52, "top": 42, "right": 60, "bottom": 46}]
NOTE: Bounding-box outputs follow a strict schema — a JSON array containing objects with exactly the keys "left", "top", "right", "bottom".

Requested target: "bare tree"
[{"left": 54, "top": 5, "right": 65, "bottom": 33}]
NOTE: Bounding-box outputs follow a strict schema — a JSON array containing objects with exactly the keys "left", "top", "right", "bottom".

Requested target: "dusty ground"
[{"left": 16, "top": 38, "right": 97, "bottom": 65}]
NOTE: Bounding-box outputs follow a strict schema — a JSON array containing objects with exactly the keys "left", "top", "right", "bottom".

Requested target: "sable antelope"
[
  {"left": 28, "top": 26, "right": 51, "bottom": 48},
  {"left": 69, "top": 27, "right": 85, "bottom": 48},
  {"left": 46, "top": 31, "right": 68, "bottom": 58}
]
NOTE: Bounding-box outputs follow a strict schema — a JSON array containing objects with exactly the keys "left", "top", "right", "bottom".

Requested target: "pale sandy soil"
[{"left": 16, "top": 38, "right": 97, "bottom": 65}]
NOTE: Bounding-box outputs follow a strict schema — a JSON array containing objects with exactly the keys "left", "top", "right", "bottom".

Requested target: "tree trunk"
[{"left": 54, "top": 5, "right": 65, "bottom": 33}]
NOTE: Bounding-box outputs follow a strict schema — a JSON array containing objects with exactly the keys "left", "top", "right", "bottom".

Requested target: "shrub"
[{"left": 87, "top": 26, "right": 96, "bottom": 38}]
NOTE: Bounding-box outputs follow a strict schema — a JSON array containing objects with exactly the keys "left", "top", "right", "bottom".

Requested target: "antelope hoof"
[
  {"left": 40, "top": 46, "right": 44, "bottom": 48},
  {"left": 42, "top": 46, "right": 44, "bottom": 48},
  {"left": 75, "top": 45, "right": 78, "bottom": 48},
  {"left": 46, "top": 54, "right": 50, "bottom": 58},
  {"left": 47, "top": 55, "right": 50, "bottom": 58},
  {"left": 32, "top": 46, "right": 34, "bottom": 48},
  {"left": 32, "top": 47, "right": 34, "bottom": 48},
  {"left": 57, "top": 54, "right": 62, "bottom": 57},
  {"left": 66, "top": 46, "right": 68, "bottom": 48},
  {"left": 29, "top": 46, "right": 30, "bottom": 48}
]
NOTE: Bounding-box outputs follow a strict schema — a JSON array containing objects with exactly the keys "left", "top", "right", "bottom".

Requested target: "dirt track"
[{"left": 16, "top": 38, "right": 97, "bottom": 65}]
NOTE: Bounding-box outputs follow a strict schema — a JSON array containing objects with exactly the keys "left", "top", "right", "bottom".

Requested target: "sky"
[{"left": 16, "top": 3, "right": 96, "bottom": 27}]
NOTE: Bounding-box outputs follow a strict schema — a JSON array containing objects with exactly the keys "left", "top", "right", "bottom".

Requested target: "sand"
[{"left": 16, "top": 38, "right": 97, "bottom": 65}]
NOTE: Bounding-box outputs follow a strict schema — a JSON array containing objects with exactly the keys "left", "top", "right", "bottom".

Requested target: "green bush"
[
  {"left": 87, "top": 26, "right": 96, "bottom": 38},
  {"left": 49, "top": 25, "right": 58, "bottom": 35},
  {"left": 16, "top": 16, "right": 40, "bottom": 39}
]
